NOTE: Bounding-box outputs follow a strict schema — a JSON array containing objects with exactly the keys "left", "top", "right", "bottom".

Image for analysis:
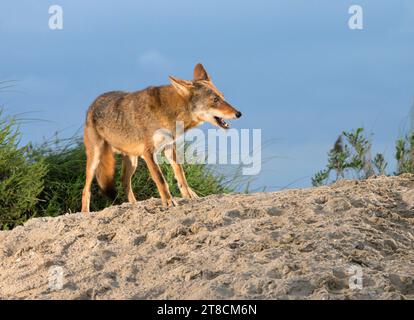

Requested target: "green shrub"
[
  {"left": 0, "top": 112, "right": 47, "bottom": 230},
  {"left": 395, "top": 133, "right": 414, "bottom": 175},
  {"left": 312, "top": 128, "right": 387, "bottom": 186}
]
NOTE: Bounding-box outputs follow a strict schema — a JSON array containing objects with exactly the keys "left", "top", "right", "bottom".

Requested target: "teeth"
[
  {"left": 220, "top": 119, "right": 228, "bottom": 128},
  {"left": 214, "top": 116, "right": 229, "bottom": 129}
]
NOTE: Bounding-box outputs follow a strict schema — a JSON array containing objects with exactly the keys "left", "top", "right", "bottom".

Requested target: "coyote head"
[{"left": 169, "top": 63, "right": 242, "bottom": 129}]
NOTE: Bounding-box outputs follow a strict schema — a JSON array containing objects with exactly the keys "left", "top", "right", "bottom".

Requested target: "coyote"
[{"left": 81, "top": 63, "right": 242, "bottom": 212}]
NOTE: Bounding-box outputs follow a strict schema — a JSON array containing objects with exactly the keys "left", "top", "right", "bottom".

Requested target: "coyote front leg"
[
  {"left": 164, "top": 146, "right": 198, "bottom": 199},
  {"left": 143, "top": 151, "right": 177, "bottom": 207}
]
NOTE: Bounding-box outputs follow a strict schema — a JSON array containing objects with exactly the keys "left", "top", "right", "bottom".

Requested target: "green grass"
[
  {"left": 312, "top": 127, "right": 414, "bottom": 186},
  {"left": 0, "top": 111, "right": 47, "bottom": 230}
]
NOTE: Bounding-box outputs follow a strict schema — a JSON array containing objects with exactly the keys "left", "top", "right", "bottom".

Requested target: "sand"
[{"left": 0, "top": 175, "right": 413, "bottom": 300}]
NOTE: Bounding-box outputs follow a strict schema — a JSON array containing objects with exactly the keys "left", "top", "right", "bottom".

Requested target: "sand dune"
[{"left": 1, "top": 175, "right": 414, "bottom": 299}]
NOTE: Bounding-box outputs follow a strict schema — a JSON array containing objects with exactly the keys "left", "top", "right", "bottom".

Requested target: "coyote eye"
[{"left": 213, "top": 97, "right": 220, "bottom": 103}]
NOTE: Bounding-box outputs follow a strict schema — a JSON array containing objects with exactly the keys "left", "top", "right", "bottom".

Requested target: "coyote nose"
[{"left": 235, "top": 111, "right": 242, "bottom": 118}]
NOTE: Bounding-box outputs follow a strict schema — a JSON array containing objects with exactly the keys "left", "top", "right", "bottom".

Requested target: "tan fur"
[{"left": 81, "top": 63, "right": 241, "bottom": 212}]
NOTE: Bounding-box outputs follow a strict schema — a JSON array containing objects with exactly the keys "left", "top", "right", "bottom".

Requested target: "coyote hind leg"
[
  {"left": 81, "top": 127, "right": 103, "bottom": 213},
  {"left": 121, "top": 155, "right": 138, "bottom": 203}
]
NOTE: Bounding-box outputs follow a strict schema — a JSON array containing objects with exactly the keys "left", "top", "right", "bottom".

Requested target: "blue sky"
[{"left": 1, "top": 0, "right": 414, "bottom": 191}]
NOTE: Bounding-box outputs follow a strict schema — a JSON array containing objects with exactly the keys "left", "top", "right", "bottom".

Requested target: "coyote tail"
[{"left": 95, "top": 142, "right": 117, "bottom": 201}]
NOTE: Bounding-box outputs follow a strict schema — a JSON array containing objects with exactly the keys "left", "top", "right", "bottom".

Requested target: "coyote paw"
[
  {"left": 187, "top": 188, "right": 199, "bottom": 199},
  {"left": 182, "top": 187, "right": 199, "bottom": 199},
  {"left": 128, "top": 195, "right": 137, "bottom": 204},
  {"left": 163, "top": 198, "right": 178, "bottom": 207}
]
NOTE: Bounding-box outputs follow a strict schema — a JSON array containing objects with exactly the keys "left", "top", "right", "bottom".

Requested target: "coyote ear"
[
  {"left": 169, "top": 76, "right": 193, "bottom": 98},
  {"left": 194, "top": 63, "right": 211, "bottom": 81}
]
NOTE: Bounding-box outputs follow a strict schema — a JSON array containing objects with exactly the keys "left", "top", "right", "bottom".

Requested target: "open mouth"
[{"left": 214, "top": 116, "right": 229, "bottom": 129}]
